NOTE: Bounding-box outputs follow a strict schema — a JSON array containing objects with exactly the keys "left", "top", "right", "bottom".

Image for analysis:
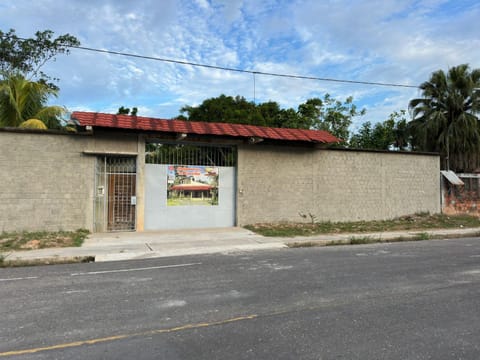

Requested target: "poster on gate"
[{"left": 167, "top": 166, "right": 219, "bottom": 206}]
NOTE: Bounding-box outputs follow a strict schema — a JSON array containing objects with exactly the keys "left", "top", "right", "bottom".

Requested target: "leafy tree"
[
  {"left": 179, "top": 94, "right": 365, "bottom": 141},
  {"left": 180, "top": 95, "right": 265, "bottom": 125},
  {"left": 117, "top": 106, "right": 138, "bottom": 116},
  {"left": 409, "top": 64, "right": 480, "bottom": 171},
  {"left": 349, "top": 110, "right": 410, "bottom": 151},
  {"left": 349, "top": 121, "right": 375, "bottom": 149},
  {"left": 0, "top": 28, "right": 80, "bottom": 90},
  {"left": 390, "top": 110, "right": 410, "bottom": 150},
  {"left": 0, "top": 73, "right": 65, "bottom": 128},
  {"left": 298, "top": 94, "right": 366, "bottom": 142}
]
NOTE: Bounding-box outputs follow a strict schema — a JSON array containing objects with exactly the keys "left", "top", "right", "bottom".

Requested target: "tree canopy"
[
  {"left": 0, "top": 29, "right": 79, "bottom": 129},
  {"left": 179, "top": 94, "right": 365, "bottom": 142},
  {"left": 408, "top": 64, "right": 480, "bottom": 171},
  {"left": 0, "top": 28, "right": 80, "bottom": 90},
  {"left": 0, "top": 73, "right": 65, "bottom": 128},
  {"left": 349, "top": 110, "right": 409, "bottom": 151}
]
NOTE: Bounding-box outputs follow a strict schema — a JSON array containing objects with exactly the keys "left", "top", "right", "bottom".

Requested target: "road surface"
[{"left": 1, "top": 237, "right": 480, "bottom": 359}]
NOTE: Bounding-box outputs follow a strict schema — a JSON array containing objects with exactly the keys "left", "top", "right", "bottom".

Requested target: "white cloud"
[{"left": 2, "top": 0, "right": 480, "bottom": 124}]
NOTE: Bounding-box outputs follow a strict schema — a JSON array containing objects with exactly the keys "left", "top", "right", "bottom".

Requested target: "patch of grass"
[
  {"left": 0, "top": 256, "right": 95, "bottom": 268},
  {"left": 245, "top": 213, "right": 480, "bottom": 237},
  {"left": 0, "top": 229, "right": 90, "bottom": 252},
  {"left": 286, "top": 241, "right": 319, "bottom": 248},
  {"left": 414, "top": 232, "right": 430, "bottom": 241},
  {"left": 349, "top": 236, "right": 379, "bottom": 245}
]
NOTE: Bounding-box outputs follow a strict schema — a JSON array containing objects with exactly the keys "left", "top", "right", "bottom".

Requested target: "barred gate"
[
  {"left": 94, "top": 156, "right": 137, "bottom": 232},
  {"left": 145, "top": 143, "right": 236, "bottom": 167}
]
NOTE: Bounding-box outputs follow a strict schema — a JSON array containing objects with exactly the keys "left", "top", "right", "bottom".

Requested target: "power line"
[
  {"left": 6, "top": 35, "right": 418, "bottom": 89},
  {"left": 70, "top": 44, "right": 418, "bottom": 89}
]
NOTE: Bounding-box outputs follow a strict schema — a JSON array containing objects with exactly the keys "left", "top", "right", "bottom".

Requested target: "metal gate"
[
  {"left": 144, "top": 143, "right": 236, "bottom": 230},
  {"left": 94, "top": 156, "right": 137, "bottom": 232}
]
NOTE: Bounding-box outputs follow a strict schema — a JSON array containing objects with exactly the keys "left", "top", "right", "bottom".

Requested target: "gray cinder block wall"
[
  {"left": 236, "top": 145, "right": 440, "bottom": 225},
  {"left": 0, "top": 131, "right": 138, "bottom": 232},
  {"left": 1, "top": 131, "right": 440, "bottom": 232}
]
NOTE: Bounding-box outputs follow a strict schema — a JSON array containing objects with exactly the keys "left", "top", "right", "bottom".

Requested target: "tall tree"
[
  {"left": 179, "top": 94, "right": 365, "bottom": 140},
  {"left": 0, "top": 73, "right": 65, "bottom": 128},
  {"left": 298, "top": 94, "right": 366, "bottom": 142},
  {"left": 180, "top": 95, "right": 266, "bottom": 126},
  {"left": 0, "top": 29, "right": 80, "bottom": 90},
  {"left": 349, "top": 110, "right": 410, "bottom": 151},
  {"left": 409, "top": 64, "right": 480, "bottom": 171}
]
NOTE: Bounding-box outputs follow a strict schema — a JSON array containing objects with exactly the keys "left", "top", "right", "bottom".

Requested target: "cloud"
[{"left": 1, "top": 0, "right": 479, "bottom": 127}]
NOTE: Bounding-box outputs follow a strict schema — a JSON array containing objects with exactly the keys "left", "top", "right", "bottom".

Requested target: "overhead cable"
[
  {"left": 70, "top": 45, "right": 418, "bottom": 89},
  {"left": 9, "top": 35, "right": 418, "bottom": 89}
]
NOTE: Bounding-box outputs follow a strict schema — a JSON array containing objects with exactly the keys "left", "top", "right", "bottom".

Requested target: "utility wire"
[
  {"left": 69, "top": 44, "right": 418, "bottom": 89},
  {"left": 5, "top": 34, "right": 418, "bottom": 89}
]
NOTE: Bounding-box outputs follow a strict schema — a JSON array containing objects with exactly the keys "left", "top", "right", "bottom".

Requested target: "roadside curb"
[
  {"left": 284, "top": 229, "right": 480, "bottom": 248},
  {"left": 2, "top": 227, "right": 480, "bottom": 267}
]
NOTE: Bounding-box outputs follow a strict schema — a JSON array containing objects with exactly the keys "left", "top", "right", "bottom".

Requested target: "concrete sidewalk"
[{"left": 2, "top": 227, "right": 480, "bottom": 264}]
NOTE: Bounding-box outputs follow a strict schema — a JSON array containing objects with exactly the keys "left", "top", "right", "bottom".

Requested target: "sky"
[{"left": 1, "top": 0, "right": 480, "bottom": 131}]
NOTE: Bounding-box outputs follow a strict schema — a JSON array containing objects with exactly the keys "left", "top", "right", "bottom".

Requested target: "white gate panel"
[{"left": 145, "top": 164, "right": 235, "bottom": 230}]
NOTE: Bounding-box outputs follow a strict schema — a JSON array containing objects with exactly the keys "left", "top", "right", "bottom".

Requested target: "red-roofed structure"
[{"left": 71, "top": 111, "right": 341, "bottom": 144}]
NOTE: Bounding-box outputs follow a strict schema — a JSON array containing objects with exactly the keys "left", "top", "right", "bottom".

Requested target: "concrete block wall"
[
  {"left": 237, "top": 145, "right": 440, "bottom": 225},
  {"left": 0, "top": 131, "right": 139, "bottom": 232}
]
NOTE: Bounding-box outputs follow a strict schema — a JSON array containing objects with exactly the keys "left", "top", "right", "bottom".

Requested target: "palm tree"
[
  {"left": 0, "top": 73, "right": 66, "bottom": 129},
  {"left": 409, "top": 64, "right": 480, "bottom": 172}
]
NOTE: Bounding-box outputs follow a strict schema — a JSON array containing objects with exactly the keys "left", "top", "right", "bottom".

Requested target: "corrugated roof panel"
[{"left": 441, "top": 170, "right": 464, "bottom": 185}]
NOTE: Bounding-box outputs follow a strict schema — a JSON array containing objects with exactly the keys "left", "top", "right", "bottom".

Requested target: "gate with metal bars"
[
  {"left": 94, "top": 156, "right": 137, "bottom": 232},
  {"left": 145, "top": 143, "right": 236, "bottom": 167}
]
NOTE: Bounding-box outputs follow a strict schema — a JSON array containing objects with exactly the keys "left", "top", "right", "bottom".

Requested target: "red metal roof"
[
  {"left": 171, "top": 184, "right": 213, "bottom": 191},
  {"left": 71, "top": 111, "right": 341, "bottom": 144}
]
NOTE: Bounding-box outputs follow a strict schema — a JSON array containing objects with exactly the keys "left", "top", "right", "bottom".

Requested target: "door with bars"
[{"left": 95, "top": 156, "right": 137, "bottom": 232}]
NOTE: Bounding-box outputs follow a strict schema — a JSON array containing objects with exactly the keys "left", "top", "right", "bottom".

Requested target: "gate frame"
[{"left": 94, "top": 155, "right": 137, "bottom": 232}]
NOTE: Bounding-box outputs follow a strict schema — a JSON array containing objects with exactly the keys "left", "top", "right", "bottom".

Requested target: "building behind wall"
[
  {"left": 0, "top": 113, "right": 441, "bottom": 233},
  {"left": 441, "top": 171, "right": 480, "bottom": 216}
]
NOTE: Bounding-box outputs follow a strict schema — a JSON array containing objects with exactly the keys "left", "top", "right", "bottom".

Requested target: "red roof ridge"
[{"left": 71, "top": 111, "right": 341, "bottom": 144}]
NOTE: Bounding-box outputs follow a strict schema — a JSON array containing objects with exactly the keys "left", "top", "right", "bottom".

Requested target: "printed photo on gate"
[{"left": 167, "top": 166, "right": 219, "bottom": 206}]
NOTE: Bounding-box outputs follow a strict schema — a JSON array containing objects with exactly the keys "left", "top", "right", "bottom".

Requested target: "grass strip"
[{"left": 246, "top": 213, "right": 480, "bottom": 237}]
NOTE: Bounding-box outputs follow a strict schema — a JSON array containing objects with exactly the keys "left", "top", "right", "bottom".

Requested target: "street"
[{"left": 1, "top": 238, "right": 480, "bottom": 359}]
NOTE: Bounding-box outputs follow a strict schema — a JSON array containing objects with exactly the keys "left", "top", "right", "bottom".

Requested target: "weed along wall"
[{"left": 236, "top": 145, "right": 440, "bottom": 225}]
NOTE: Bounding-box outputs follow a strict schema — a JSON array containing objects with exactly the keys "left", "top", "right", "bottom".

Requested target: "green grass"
[
  {"left": 245, "top": 213, "right": 480, "bottom": 237},
  {"left": 0, "top": 256, "right": 95, "bottom": 268},
  {"left": 0, "top": 229, "right": 90, "bottom": 252}
]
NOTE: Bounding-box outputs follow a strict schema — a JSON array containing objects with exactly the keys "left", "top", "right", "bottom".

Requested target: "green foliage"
[
  {"left": 0, "top": 28, "right": 80, "bottom": 90},
  {"left": 304, "top": 94, "right": 366, "bottom": 142},
  {"left": 245, "top": 213, "right": 480, "bottom": 237},
  {"left": 0, "top": 73, "right": 65, "bottom": 128},
  {"left": 18, "top": 118, "right": 47, "bottom": 129},
  {"left": 0, "top": 229, "right": 89, "bottom": 251},
  {"left": 117, "top": 106, "right": 138, "bottom": 116},
  {"left": 180, "top": 95, "right": 265, "bottom": 125},
  {"left": 179, "top": 93, "right": 365, "bottom": 139},
  {"left": 415, "top": 232, "right": 430, "bottom": 240},
  {"left": 349, "top": 110, "right": 409, "bottom": 150},
  {"left": 408, "top": 64, "right": 480, "bottom": 171},
  {"left": 348, "top": 236, "right": 377, "bottom": 245}
]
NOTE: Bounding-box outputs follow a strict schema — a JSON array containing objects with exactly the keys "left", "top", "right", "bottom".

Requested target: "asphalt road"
[{"left": 1, "top": 237, "right": 480, "bottom": 359}]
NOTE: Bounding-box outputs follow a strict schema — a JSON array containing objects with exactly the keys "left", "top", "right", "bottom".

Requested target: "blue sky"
[{"left": 1, "top": 0, "right": 479, "bottom": 131}]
